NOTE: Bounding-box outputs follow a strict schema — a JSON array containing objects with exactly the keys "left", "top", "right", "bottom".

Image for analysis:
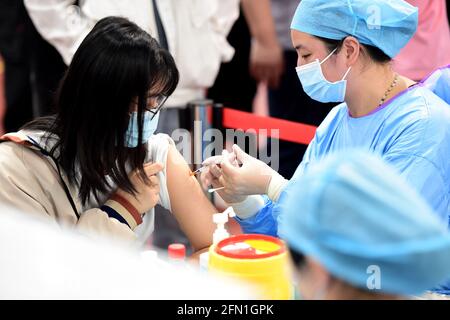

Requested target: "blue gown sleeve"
[{"left": 234, "top": 196, "right": 279, "bottom": 237}]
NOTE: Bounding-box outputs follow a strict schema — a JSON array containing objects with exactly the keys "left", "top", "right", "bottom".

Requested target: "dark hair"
[
  {"left": 288, "top": 247, "right": 306, "bottom": 269},
  {"left": 23, "top": 17, "right": 179, "bottom": 205},
  {"left": 316, "top": 36, "right": 391, "bottom": 64}
]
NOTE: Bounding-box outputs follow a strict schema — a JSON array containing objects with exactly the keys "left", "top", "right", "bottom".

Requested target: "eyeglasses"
[
  {"left": 146, "top": 95, "right": 168, "bottom": 120},
  {"left": 131, "top": 94, "right": 168, "bottom": 120}
]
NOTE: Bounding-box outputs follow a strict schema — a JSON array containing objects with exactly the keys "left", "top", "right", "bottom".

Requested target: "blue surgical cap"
[
  {"left": 278, "top": 151, "right": 450, "bottom": 296},
  {"left": 290, "top": 0, "right": 419, "bottom": 58}
]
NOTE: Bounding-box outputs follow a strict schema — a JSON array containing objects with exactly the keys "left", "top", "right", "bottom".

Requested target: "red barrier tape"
[{"left": 222, "top": 107, "right": 317, "bottom": 145}]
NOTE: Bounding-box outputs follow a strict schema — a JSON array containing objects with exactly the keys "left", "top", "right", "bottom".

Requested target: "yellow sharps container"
[{"left": 208, "top": 234, "right": 293, "bottom": 300}]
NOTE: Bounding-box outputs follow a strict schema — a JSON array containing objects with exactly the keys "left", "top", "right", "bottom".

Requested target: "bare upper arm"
[{"left": 166, "top": 144, "right": 216, "bottom": 251}]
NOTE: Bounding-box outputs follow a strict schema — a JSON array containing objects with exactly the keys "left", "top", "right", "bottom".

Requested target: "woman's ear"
[{"left": 342, "top": 36, "right": 360, "bottom": 67}]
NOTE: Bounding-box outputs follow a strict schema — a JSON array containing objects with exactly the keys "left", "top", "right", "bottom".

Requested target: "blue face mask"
[
  {"left": 124, "top": 111, "right": 160, "bottom": 148},
  {"left": 296, "top": 48, "right": 352, "bottom": 103}
]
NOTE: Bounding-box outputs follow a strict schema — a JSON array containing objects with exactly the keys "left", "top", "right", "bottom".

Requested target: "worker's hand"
[
  {"left": 200, "top": 157, "right": 222, "bottom": 190},
  {"left": 115, "top": 162, "right": 164, "bottom": 213},
  {"left": 249, "top": 38, "right": 284, "bottom": 89},
  {"left": 203, "top": 145, "right": 277, "bottom": 199},
  {"left": 200, "top": 152, "right": 246, "bottom": 204}
]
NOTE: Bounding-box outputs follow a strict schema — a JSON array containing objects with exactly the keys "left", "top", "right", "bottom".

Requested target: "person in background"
[
  {"left": 0, "top": 18, "right": 217, "bottom": 257},
  {"left": 448, "top": 1, "right": 450, "bottom": 23},
  {"left": 279, "top": 151, "right": 450, "bottom": 300},
  {"left": 0, "top": 0, "right": 66, "bottom": 132},
  {"left": 23, "top": 0, "right": 240, "bottom": 252},
  {"left": 209, "top": 0, "right": 283, "bottom": 113},
  {"left": 394, "top": 0, "right": 450, "bottom": 81}
]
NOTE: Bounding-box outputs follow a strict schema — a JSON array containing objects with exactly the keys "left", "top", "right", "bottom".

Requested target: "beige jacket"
[{"left": 0, "top": 131, "right": 173, "bottom": 245}]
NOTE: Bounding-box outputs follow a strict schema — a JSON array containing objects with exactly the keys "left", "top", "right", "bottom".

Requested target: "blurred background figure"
[
  {"left": 0, "top": 0, "right": 66, "bottom": 133},
  {"left": 208, "top": 1, "right": 262, "bottom": 114},
  {"left": 394, "top": 0, "right": 450, "bottom": 81},
  {"left": 23, "top": 0, "right": 239, "bottom": 253},
  {"left": 279, "top": 151, "right": 450, "bottom": 300}
]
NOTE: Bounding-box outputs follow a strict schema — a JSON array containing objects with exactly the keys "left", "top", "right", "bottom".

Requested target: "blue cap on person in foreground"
[{"left": 278, "top": 150, "right": 450, "bottom": 295}]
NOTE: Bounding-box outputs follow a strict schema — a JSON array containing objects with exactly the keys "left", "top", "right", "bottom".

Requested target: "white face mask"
[{"left": 296, "top": 48, "right": 352, "bottom": 103}]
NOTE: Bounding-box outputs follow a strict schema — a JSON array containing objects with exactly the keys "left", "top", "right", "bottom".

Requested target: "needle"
[
  {"left": 190, "top": 157, "right": 225, "bottom": 176},
  {"left": 190, "top": 152, "right": 238, "bottom": 176},
  {"left": 190, "top": 166, "right": 207, "bottom": 176}
]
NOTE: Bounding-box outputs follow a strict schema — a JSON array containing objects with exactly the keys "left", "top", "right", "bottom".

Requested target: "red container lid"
[
  {"left": 215, "top": 234, "right": 285, "bottom": 259},
  {"left": 168, "top": 243, "right": 186, "bottom": 260}
]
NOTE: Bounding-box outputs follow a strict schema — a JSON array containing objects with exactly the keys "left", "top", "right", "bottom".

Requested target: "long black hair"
[{"left": 23, "top": 17, "right": 179, "bottom": 205}]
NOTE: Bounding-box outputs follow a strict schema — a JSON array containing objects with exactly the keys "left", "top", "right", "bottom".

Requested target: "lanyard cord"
[{"left": 26, "top": 136, "right": 80, "bottom": 219}]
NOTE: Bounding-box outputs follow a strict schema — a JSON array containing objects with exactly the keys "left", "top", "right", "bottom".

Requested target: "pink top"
[{"left": 393, "top": 0, "right": 450, "bottom": 81}]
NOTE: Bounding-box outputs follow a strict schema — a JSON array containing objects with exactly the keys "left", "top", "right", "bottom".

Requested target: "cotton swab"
[{"left": 208, "top": 187, "right": 225, "bottom": 193}]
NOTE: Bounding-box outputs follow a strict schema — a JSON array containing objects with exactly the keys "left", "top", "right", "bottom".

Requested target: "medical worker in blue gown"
[
  {"left": 202, "top": 0, "right": 450, "bottom": 233},
  {"left": 278, "top": 151, "right": 450, "bottom": 300},
  {"left": 201, "top": 0, "right": 450, "bottom": 295}
]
